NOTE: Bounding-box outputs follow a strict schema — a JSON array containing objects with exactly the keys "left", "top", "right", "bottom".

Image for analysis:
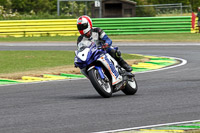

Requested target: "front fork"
[
  {"left": 94, "top": 66, "right": 105, "bottom": 79},
  {"left": 87, "top": 66, "right": 106, "bottom": 80}
]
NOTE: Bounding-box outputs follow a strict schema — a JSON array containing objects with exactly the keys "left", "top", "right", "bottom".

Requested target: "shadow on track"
[{"left": 47, "top": 93, "right": 132, "bottom": 100}]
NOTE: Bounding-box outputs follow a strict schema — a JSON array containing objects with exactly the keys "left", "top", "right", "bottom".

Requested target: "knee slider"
[{"left": 115, "top": 50, "right": 121, "bottom": 57}]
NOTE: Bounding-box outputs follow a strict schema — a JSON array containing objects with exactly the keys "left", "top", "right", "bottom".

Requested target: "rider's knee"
[{"left": 109, "top": 48, "right": 121, "bottom": 60}]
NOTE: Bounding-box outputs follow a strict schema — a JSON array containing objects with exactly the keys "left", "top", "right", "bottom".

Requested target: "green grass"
[
  {"left": 0, "top": 33, "right": 200, "bottom": 42},
  {"left": 0, "top": 51, "right": 143, "bottom": 74},
  {"left": 0, "top": 51, "right": 74, "bottom": 74},
  {"left": 0, "top": 33, "right": 198, "bottom": 76},
  {"left": 121, "top": 53, "right": 143, "bottom": 60}
]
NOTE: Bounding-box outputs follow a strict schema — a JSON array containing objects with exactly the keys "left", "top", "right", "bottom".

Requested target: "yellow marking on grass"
[
  {"left": 132, "top": 63, "right": 164, "bottom": 69},
  {"left": 22, "top": 76, "right": 61, "bottom": 81},
  {"left": 149, "top": 60, "right": 175, "bottom": 63},
  {"left": 43, "top": 74, "right": 70, "bottom": 79},
  {"left": 144, "top": 55, "right": 162, "bottom": 58}
]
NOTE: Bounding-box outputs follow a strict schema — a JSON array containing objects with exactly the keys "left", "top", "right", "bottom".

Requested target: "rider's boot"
[{"left": 118, "top": 57, "right": 133, "bottom": 72}]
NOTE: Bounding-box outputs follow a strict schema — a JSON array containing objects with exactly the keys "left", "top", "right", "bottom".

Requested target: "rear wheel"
[
  {"left": 122, "top": 77, "right": 138, "bottom": 95},
  {"left": 88, "top": 68, "right": 112, "bottom": 98}
]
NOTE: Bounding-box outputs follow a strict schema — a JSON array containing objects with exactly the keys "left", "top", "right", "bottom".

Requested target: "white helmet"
[{"left": 77, "top": 15, "right": 93, "bottom": 35}]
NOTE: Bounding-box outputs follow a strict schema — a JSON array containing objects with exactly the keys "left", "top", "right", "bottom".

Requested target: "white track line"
[
  {"left": 94, "top": 119, "right": 200, "bottom": 133},
  {"left": 135, "top": 55, "right": 187, "bottom": 74}
]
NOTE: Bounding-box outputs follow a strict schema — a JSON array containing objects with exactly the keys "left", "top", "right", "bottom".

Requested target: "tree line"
[
  {"left": 133, "top": 0, "right": 200, "bottom": 12},
  {"left": 0, "top": 0, "right": 57, "bottom": 14},
  {"left": 1, "top": 0, "right": 200, "bottom": 14},
  {"left": 0, "top": 0, "right": 199, "bottom": 19}
]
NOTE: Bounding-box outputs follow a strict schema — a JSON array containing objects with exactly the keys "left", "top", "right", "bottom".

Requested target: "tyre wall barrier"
[{"left": 0, "top": 16, "right": 193, "bottom": 37}]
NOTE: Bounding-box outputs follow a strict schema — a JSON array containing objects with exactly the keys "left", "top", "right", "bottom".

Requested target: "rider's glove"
[{"left": 102, "top": 43, "right": 109, "bottom": 49}]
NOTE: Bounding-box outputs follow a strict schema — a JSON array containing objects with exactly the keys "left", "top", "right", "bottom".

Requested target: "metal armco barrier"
[
  {"left": 0, "top": 19, "right": 79, "bottom": 37},
  {"left": 0, "top": 16, "right": 193, "bottom": 37},
  {"left": 93, "top": 16, "right": 192, "bottom": 35}
]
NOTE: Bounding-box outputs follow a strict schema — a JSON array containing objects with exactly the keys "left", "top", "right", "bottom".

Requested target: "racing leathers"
[{"left": 77, "top": 27, "right": 133, "bottom": 72}]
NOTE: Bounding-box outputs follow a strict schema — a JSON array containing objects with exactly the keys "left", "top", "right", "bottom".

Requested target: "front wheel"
[
  {"left": 88, "top": 68, "right": 112, "bottom": 98},
  {"left": 122, "top": 77, "right": 138, "bottom": 95}
]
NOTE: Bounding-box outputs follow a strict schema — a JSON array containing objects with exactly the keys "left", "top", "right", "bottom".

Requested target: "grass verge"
[
  {"left": 1, "top": 33, "right": 197, "bottom": 79},
  {"left": 0, "top": 51, "right": 146, "bottom": 79}
]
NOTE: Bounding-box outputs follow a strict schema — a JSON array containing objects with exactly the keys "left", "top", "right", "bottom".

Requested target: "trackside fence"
[
  {"left": 0, "top": 16, "right": 193, "bottom": 37},
  {"left": 0, "top": 19, "right": 79, "bottom": 37},
  {"left": 92, "top": 16, "right": 192, "bottom": 35}
]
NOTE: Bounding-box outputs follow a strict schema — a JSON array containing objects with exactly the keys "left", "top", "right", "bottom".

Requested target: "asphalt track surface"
[{"left": 0, "top": 42, "right": 200, "bottom": 133}]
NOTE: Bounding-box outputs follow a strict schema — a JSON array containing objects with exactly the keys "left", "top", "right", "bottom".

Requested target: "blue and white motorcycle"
[{"left": 74, "top": 40, "right": 138, "bottom": 98}]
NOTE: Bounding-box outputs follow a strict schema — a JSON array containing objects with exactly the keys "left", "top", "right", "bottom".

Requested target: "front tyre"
[
  {"left": 122, "top": 77, "right": 138, "bottom": 95},
  {"left": 88, "top": 68, "right": 112, "bottom": 98}
]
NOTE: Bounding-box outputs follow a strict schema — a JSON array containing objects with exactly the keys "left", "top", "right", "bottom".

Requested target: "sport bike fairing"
[
  {"left": 74, "top": 42, "right": 122, "bottom": 85},
  {"left": 74, "top": 42, "right": 105, "bottom": 69},
  {"left": 97, "top": 54, "right": 123, "bottom": 85},
  {"left": 76, "top": 48, "right": 90, "bottom": 61},
  {"left": 74, "top": 41, "right": 138, "bottom": 98}
]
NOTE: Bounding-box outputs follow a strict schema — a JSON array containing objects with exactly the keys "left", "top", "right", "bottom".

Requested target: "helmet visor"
[{"left": 77, "top": 23, "right": 88, "bottom": 30}]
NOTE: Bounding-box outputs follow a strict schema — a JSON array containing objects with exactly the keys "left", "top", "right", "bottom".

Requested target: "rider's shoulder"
[
  {"left": 77, "top": 35, "right": 84, "bottom": 45},
  {"left": 92, "top": 27, "right": 103, "bottom": 33}
]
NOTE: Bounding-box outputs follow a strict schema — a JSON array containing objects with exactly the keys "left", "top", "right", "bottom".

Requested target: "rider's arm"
[
  {"left": 102, "top": 34, "right": 112, "bottom": 46},
  {"left": 96, "top": 28, "right": 112, "bottom": 46}
]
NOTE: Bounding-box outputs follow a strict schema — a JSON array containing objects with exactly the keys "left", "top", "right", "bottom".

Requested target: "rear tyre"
[
  {"left": 88, "top": 68, "right": 112, "bottom": 98},
  {"left": 122, "top": 77, "right": 138, "bottom": 95}
]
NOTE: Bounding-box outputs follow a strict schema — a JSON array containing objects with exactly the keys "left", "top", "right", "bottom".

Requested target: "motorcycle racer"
[{"left": 76, "top": 15, "right": 133, "bottom": 72}]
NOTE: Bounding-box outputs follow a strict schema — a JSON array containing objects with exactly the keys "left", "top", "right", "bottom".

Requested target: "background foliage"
[
  {"left": 133, "top": 0, "right": 200, "bottom": 12},
  {"left": 0, "top": 0, "right": 199, "bottom": 19}
]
